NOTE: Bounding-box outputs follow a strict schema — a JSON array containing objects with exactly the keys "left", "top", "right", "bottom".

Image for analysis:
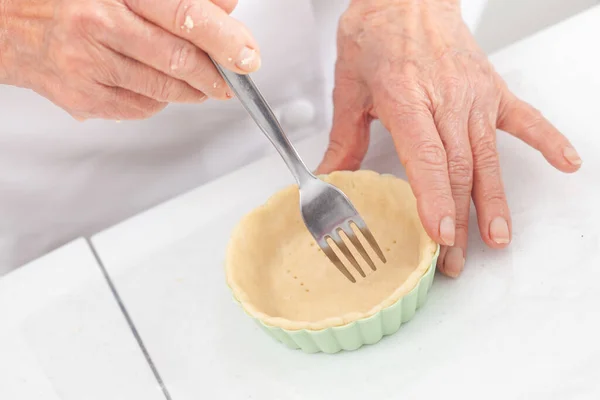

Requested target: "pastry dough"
[{"left": 226, "top": 170, "right": 437, "bottom": 331}]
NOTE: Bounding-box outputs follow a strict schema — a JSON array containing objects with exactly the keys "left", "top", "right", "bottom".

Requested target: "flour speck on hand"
[{"left": 183, "top": 15, "right": 195, "bottom": 32}]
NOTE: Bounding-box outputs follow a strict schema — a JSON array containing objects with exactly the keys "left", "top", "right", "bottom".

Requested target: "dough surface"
[{"left": 226, "top": 170, "right": 437, "bottom": 331}]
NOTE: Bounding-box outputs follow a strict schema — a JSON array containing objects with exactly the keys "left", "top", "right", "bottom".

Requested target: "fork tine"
[
  {"left": 344, "top": 224, "right": 377, "bottom": 271},
  {"left": 333, "top": 229, "right": 366, "bottom": 278},
  {"left": 352, "top": 220, "right": 387, "bottom": 263},
  {"left": 319, "top": 238, "right": 356, "bottom": 283}
]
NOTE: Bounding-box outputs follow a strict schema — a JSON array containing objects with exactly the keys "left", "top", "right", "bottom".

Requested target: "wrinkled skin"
[
  {"left": 318, "top": 0, "right": 582, "bottom": 277},
  {"left": 0, "top": 0, "right": 259, "bottom": 120}
]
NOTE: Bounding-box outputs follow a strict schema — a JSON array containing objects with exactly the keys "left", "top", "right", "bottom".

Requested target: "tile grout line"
[{"left": 86, "top": 238, "right": 173, "bottom": 400}]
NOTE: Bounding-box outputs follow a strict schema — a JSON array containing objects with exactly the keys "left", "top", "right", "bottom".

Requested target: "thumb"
[{"left": 317, "top": 80, "right": 371, "bottom": 174}]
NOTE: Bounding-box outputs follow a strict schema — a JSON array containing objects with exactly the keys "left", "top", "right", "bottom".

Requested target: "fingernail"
[
  {"left": 490, "top": 216, "right": 510, "bottom": 244},
  {"left": 444, "top": 247, "right": 465, "bottom": 278},
  {"left": 439, "top": 216, "right": 456, "bottom": 246},
  {"left": 563, "top": 147, "right": 582, "bottom": 166},
  {"left": 236, "top": 47, "right": 261, "bottom": 72}
]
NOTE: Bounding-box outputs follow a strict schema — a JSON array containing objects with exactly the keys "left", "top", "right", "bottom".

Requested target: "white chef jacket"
[{"left": 0, "top": 0, "right": 489, "bottom": 274}]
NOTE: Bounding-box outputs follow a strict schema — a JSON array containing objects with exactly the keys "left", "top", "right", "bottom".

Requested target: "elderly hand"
[
  {"left": 318, "top": 0, "right": 582, "bottom": 278},
  {"left": 0, "top": 0, "right": 260, "bottom": 120}
]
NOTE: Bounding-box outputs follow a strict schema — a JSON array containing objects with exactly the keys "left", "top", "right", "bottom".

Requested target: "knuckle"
[
  {"left": 469, "top": 108, "right": 493, "bottom": 130},
  {"left": 396, "top": 78, "right": 424, "bottom": 98},
  {"left": 169, "top": 43, "right": 195, "bottom": 75},
  {"left": 394, "top": 102, "right": 428, "bottom": 118},
  {"left": 395, "top": 104, "right": 431, "bottom": 126},
  {"left": 410, "top": 141, "right": 447, "bottom": 169},
  {"left": 455, "top": 218, "right": 470, "bottom": 234},
  {"left": 61, "top": 2, "right": 115, "bottom": 35},
  {"left": 405, "top": 143, "right": 453, "bottom": 205},
  {"left": 440, "top": 75, "right": 467, "bottom": 100},
  {"left": 100, "top": 66, "right": 120, "bottom": 87},
  {"left": 447, "top": 154, "right": 473, "bottom": 191},
  {"left": 435, "top": 106, "right": 462, "bottom": 128},
  {"left": 156, "top": 78, "right": 175, "bottom": 101},
  {"left": 46, "top": 34, "right": 87, "bottom": 76},
  {"left": 389, "top": 101, "right": 431, "bottom": 133},
  {"left": 469, "top": 67, "right": 495, "bottom": 90},
  {"left": 480, "top": 77, "right": 500, "bottom": 101},
  {"left": 398, "top": 61, "right": 422, "bottom": 80},
  {"left": 90, "top": 56, "right": 120, "bottom": 86},
  {"left": 145, "top": 75, "right": 174, "bottom": 101},
  {"left": 89, "top": 56, "right": 120, "bottom": 86},
  {"left": 376, "top": 75, "right": 426, "bottom": 106},
  {"left": 472, "top": 136, "right": 499, "bottom": 171},
  {"left": 482, "top": 191, "right": 505, "bottom": 205},
  {"left": 471, "top": 139, "right": 506, "bottom": 205}
]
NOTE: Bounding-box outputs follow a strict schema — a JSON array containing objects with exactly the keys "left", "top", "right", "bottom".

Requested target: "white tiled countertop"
[{"left": 0, "top": 239, "right": 165, "bottom": 400}]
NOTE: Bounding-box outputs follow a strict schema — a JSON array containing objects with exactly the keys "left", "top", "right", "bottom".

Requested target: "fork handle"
[{"left": 210, "top": 58, "right": 314, "bottom": 185}]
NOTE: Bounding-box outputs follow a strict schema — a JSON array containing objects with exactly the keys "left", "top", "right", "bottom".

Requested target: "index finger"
[
  {"left": 386, "top": 105, "right": 457, "bottom": 247},
  {"left": 124, "top": 0, "right": 260, "bottom": 73}
]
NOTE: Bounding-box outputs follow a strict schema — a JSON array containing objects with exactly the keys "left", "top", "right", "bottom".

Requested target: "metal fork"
[{"left": 212, "top": 61, "right": 386, "bottom": 282}]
